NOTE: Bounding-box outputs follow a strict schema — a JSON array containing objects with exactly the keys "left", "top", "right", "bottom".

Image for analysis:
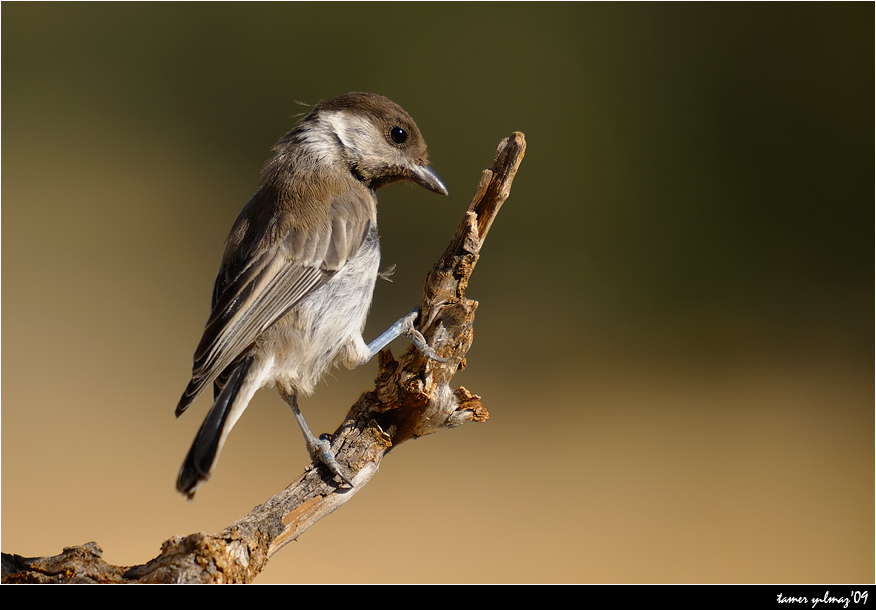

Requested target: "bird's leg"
[
  {"left": 283, "top": 393, "right": 352, "bottom": 486},
  {"left": 366, "top": 307, "right": 448, "bottom": 362}
]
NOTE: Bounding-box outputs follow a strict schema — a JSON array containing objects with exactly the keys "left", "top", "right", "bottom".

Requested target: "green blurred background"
[{"left": 3, "top": 3, "right": 872, "bottom": 583}]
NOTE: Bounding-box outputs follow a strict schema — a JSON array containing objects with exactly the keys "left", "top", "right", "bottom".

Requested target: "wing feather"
[{"left": 176, "top": 189, "right": 374, "bottom": 415}]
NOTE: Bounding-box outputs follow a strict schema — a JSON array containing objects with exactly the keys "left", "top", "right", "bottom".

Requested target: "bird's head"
[{"left": 297, "top": 92, "right": 448, "bottom": 196}]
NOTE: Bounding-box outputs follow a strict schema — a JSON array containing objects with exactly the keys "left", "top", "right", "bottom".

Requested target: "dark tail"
[{"left": 177, "top": 355, "right": 253, "bottom": 499}]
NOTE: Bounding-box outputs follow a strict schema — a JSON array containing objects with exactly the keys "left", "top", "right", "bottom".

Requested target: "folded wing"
[{"left": 176, "top": 190, "right": 374, "bottom": 416}]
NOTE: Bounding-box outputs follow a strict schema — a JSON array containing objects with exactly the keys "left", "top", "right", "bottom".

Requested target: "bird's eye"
[{"left": 389, "top": 126, "right": 408, "bottom": 145}]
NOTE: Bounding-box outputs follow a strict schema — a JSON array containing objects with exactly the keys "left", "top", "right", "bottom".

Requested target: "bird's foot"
[
  {"left": 308, "top": 433, "right": 353, "bottom": 487},
  {"left": 394, "top": 308, "right": 449, "bottom": 362}
]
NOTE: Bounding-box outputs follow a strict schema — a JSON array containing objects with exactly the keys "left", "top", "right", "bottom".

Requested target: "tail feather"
[{"left": 177, "top": 355, "right": 253, "bottom": 499}]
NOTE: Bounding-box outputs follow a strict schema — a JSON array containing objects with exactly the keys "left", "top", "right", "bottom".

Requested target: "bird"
[{"left": 175, "top": 92, "right": 448, "bottom": 499}]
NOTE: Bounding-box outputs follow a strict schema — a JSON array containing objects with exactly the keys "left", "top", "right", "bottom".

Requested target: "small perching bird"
[{"left": 175, "top": 92, "right": 448, "bottom": 499}]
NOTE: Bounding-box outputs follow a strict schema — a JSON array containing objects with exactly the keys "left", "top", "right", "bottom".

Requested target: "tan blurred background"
[{"left": 2, "top": 4, "right": 872, "bottom": 583}]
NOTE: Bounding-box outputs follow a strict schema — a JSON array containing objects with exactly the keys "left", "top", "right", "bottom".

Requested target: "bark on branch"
[{"left": 2, "top": 132, "right": 527, "bottom": 584}]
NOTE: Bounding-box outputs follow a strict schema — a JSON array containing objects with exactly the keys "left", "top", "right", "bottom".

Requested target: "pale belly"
[{"left": 254, "top": 228, "right": 381, "bottom": 397}]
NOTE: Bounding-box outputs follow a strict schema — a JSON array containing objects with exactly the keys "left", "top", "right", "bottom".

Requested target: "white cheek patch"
[
  {"left": 321, "top": 110, "right": 384, "bottom": 158},
  {"left": 299, "top": 115, "right": 343, "bottom": 162}
]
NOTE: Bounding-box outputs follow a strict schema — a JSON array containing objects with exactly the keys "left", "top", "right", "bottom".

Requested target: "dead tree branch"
[{"left": 2, "top": 132, "right": 527, "bottom": 584}]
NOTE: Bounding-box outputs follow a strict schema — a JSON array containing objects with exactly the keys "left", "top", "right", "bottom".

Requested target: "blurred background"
[{"left": 2, "top": 4, "right": 872, "bottom": 583}]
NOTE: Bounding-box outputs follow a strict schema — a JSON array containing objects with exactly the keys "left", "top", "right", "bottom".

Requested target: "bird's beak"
[{"left": 410, "top": 163, "right": 449, "bottom": 196}]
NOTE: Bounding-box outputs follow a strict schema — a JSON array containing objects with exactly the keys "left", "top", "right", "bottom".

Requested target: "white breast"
[{"left": 257, "top": 227, "right": 381, "bottom": 396}]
